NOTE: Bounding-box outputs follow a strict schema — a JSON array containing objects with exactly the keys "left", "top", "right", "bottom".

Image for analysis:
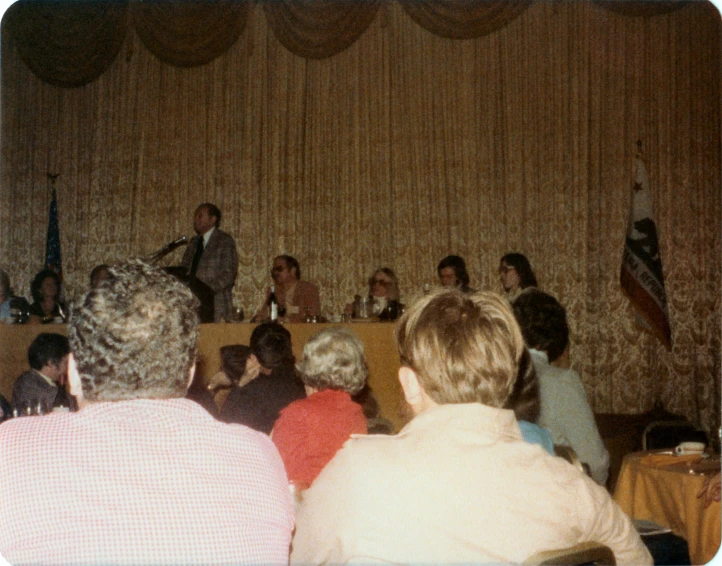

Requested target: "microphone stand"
[{"left": 143, "top": 237, "right": 188, "bottom": 263}]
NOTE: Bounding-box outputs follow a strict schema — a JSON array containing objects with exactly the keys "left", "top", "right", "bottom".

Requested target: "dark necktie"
[{"left": 190, "top": 238, "right": 204, "bottom": 277}]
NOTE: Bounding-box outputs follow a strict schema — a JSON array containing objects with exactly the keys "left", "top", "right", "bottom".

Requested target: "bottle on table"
[{"left": 269, "top": 285, "right": 279, "bottom": 321}]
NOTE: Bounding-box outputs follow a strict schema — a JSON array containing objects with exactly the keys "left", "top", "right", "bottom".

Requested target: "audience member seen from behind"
[
  {"left": 437, "top": 255, "right": 474, "bottom": 293},
  {"left": 206, "top": 344, "right": 254, "bottom": 392},
  {"left": 291, "top": 289, "right": 651, "bottom": 565},
  {"left": 11, "top": 332, "right": 73, "bottom": 414},
  {"left": 0, "top": 260, "right": 294, "bottom": 564},
  {"left": 198, "top": 344, "right": 254, "bottom": 414},
  {"left": 512, "top": 288, "right": 610, "bottom": 485},
  {"left": 499, "top": 252, "right": 537, "bottom": 302},
  {"left": 89, "top": 264, "right": 111, "bottom": 289},
  {"left": 28, "top": 269, "right": 65, "bottom": 323},
  {"left": 504, "top": 348, "right": 554, "bottom": 454},
  {"left": 272, "top": 327, "right": 368, "bottom": 489},
  {"left": 253, "top": 255, "right": 320, "bottom": 323},
  {"left": 220, "top": 322, "right": 305, "bottom": 433}
]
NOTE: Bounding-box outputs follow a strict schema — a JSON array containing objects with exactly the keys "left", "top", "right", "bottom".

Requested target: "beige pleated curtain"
[{"left": 0, "top": 0, "right": 719, "bottom": 434}]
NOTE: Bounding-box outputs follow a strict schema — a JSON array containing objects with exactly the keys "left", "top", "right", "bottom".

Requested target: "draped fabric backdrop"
[{"left": 0, "top": 0, "right": 720, "bottom": 434}]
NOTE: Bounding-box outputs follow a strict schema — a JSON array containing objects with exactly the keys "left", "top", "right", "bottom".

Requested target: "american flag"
[{"left": 44, "top": 187, "right": 62, "bottom": 280}]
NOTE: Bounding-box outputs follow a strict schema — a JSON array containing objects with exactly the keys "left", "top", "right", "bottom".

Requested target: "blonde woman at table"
[{"left": 345, "top": 268, "right": 404, "bottom": 321}]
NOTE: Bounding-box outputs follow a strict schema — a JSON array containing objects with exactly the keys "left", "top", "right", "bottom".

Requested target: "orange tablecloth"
[{"left": 613, "top": 451, "right": 721, "bottom": 564}]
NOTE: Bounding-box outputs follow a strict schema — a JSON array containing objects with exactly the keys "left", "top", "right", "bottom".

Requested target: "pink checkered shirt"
[{"left": 0, "top": 398, "right": 294, "bottom": 565}]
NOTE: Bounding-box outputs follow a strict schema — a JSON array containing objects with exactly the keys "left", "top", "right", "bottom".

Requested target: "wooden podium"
[{"left": 164, "top": 266, "right": 214, "bottom": 323}]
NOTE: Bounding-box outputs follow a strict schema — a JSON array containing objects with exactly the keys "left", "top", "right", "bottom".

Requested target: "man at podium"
[{"left": 181, "top": 203, "right": 238, "bottom": 322}]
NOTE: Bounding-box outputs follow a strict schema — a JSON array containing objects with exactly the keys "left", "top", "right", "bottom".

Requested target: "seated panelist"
[
  {"left": 437, "top": 255, "right": 474, "bottom": 293},
  {"left": 0, "top": 269, "right": 29, "bottom": 324},
  {"left": 499, "top": 252, "right": 538, "bottom": 302},
  {"left": 252, "top": 255, "right": 320, "bottom": 323},
  {"left": 28, "top": 269, "right": 66, "bottom": 323},
  {"left": 345, "top": 267, "right": 404, "bottom": 321}
]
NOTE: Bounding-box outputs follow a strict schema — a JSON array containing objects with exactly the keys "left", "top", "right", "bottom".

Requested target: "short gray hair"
[{"left": 297, "top": 327, "right": 368, "bottom": 395}]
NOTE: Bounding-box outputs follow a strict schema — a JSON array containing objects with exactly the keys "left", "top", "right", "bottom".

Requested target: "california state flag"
[{"left": 620, "top": 156, "right": 672, "bottom": 349}]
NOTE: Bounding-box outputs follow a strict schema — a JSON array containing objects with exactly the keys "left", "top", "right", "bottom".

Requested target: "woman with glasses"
[
  {"left": 367, "top": 268, "right": 403, "bottom": 320},
  {"left": 344, "top": 267, "right": 403, "bottom": 321},
  {"left": 499, "top": 253, "right": 538, "bottom": 302}
]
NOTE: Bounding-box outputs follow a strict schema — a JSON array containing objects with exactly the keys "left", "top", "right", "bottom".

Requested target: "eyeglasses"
[
  {"left": 498, "top": 265, "right": 516, "bottom": 274},
  {"left": 372, "top": 278, "right": 391, "bottom": 286},
  {"left": 271, "top": 266, "right": 286, "bottom": 273}
]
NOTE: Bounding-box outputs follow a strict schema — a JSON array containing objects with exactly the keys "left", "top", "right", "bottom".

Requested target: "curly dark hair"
[
  {"left": 250, "top": 321, "right": 295, "bottom": 370},
  {"left": 503, "top": 348, "right": 540, "bottom": 423},
  {"left": 511, "top": 289, "right": 569, "bottom": 363},
  {"left": 30, "top": 269, "right": 61, "bottom": 304},
  {"left": 500, "top": 253, "right": 538, "bottom": 289},
  {"left": 68, "top": 260, "right": 199, "bottom": 402}
]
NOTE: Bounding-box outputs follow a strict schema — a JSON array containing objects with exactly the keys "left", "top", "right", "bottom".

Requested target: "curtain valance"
[{"left": 3, "top": 0, "right": 696, "bottom": 87}]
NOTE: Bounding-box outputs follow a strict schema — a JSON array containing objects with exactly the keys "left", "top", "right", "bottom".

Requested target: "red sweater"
[{"left": 272, "top": 389, "right": 367, "bottom": 488}]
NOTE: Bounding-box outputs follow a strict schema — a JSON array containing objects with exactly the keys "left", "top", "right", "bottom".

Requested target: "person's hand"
[
  {"left": 697, "top": 472, "right": 720, "bottom": 508},
  {"left": 237, "top": 356, "right": 261, "bottom": 388},
  {"left": 206, "top": 370, "right": 232, "bottom": 391}
]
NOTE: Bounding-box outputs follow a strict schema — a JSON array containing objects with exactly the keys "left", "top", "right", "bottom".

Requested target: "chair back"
[
  {"left": 642, "top": 420, "right": 708, "bottom": 451},
  {"left": 523, "top": 541, "right": 616, "bottom": 565}
]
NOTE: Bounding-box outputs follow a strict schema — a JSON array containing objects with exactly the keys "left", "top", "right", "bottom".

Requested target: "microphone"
[
  {"left": 142, "top": 236, "right": 189, "bottom": 262},
  {"left": 166, "top": 235, "right": 188, "bottom": 250}
]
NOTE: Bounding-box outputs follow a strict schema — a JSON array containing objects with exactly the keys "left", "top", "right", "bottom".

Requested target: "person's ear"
[
  {"left": 399, "top": 366, "right": 423, "bottom": 406},
  {"left": 187, "top": 362, "right": 196, "bottom": 389},
  {"left": 67, "top": 354, "right": 82, "bottom": 398}
]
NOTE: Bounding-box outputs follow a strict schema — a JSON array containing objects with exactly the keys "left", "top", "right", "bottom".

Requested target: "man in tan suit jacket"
[
  {"left": 253, "top": 255, "right": 320, "bottom": 323},
  {"left": 181, "top": 203, "right": 238, "bottom": 322}
]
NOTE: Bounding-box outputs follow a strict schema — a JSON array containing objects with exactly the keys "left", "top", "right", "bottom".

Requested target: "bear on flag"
[{"left": 620, "top": 156, "right": 672, "bottom": 349}]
